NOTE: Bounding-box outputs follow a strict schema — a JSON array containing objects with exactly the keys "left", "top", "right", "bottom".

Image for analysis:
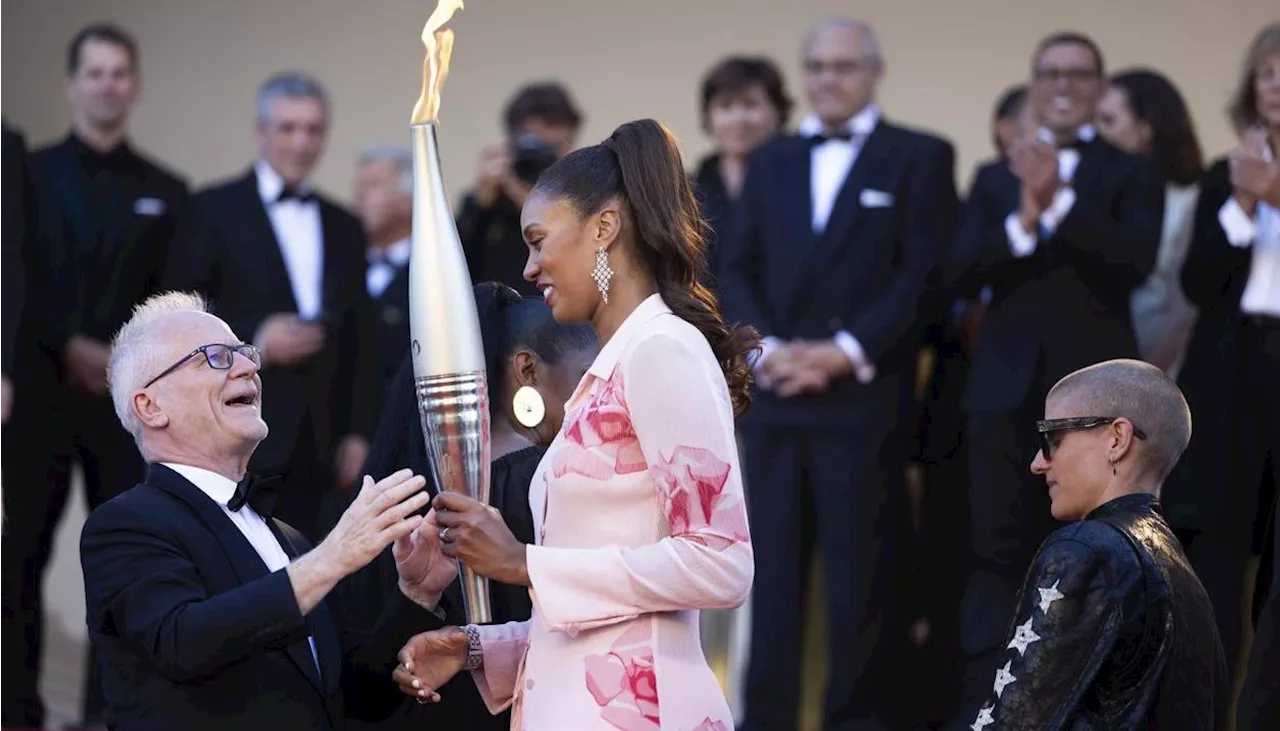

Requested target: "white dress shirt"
[
  {"left": 1004, "top": 124, "right": 1096, "bottom": 258},
  {"left": 256, "top": 161, "right": 324, "bottom": 321},
  {"left": 163, "top": 462, "right": 321, "bottom": 673},
  {"left": 754, "top": 106, "right": 883, "bottom": 386},
  {"left": 367, "top": 237, "right": 411, "bottom": 299}
]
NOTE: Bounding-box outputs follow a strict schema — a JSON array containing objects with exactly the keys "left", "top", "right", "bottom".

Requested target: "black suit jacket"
[
  {"left": 81, "top": 463, "right": 434, "bottom": 731},
  {"left": 164, "top": 170, "right": 376, "bottom": 473},
  {"left": 718, "top": 120, "right": 958, "bottom": 425},
  {"left": 26, "top": 134, "right": 187, "bottom": 369},
  {"left": 369, "top": 264, "right": 410, "bottom": 418},
  {"left": 1165, "top": 158, "right": 1271, "bottom": 537},
  {"left": 2, "top": 123, "right": 31, "bottom": 377},
  {"left": 949, "top": 141, "right": 1162, "bottom": 415}
]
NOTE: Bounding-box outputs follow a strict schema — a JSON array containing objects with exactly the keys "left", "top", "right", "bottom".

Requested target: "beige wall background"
[{"left": 3, "top": 1, "right": 1278, "bottom": 207}]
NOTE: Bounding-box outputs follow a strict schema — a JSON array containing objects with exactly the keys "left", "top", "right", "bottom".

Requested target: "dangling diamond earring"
[{"left": 592, "top": 246, "right": 614, "bottom": 303}]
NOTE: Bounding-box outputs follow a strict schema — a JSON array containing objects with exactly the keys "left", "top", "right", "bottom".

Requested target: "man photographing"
[
  {"left": 457, "top": 82, "right": 582, "bottom": 295},
  {"left": 80, "top": 291, "right": 457, "bottom": 730}
]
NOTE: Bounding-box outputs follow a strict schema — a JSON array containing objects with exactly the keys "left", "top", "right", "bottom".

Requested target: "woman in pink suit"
[{"left": 394, "top": 118, "right": 759, "bottom": 730}]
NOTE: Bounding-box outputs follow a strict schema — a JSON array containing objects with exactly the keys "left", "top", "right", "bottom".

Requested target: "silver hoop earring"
[{"left": 592, "top": 246, "right": 614, "bottom": 303}]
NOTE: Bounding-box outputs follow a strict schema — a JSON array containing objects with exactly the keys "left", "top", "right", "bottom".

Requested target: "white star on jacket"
[
  {"left": 1039, "top": 580, "right": 1065, "bottom": 613},
  {"left": 1007, "top": 616, "right": 1042, "bottom": 656},
  {"left": 971, "top": 705, "right": 995, "bottom": 730},
  {"left": 993, "top": 661, "right": 1018, "bottom": 698}
]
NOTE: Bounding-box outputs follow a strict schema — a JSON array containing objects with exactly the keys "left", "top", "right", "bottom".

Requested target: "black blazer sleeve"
[
  {"left": 1181, "top": 159, "right": 1251, "bottom": 311},
  {"left": 80, "top": 497, "right": 311, "bottom": 684},
  {"left": 716, "top": 150, "right": 772, "bottom": 333},
  {"left": 2, "top": 126, "right": 30, "bottom": 375},
  {"left": 977, "top": 532, "right": 1123, "bottom": 730},
  {"left": 848, "top": 136, "right": 958, "bottom": 361},
  {"left": 1055, "top": 153, "right": 1162, "bottom": 296},
  {"left": 948, "top": 162, "right": 1022, "bottom": 288},
  {"left": 164, "top": 193, "right": 250, "bottom": 334}
]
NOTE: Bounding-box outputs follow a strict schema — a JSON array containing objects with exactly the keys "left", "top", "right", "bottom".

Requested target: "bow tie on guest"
[
  {"left": 807, "top": 130, "right": 856, "bottom": 145},
  {"left": 227, "top": 473, "right": 282, "bottom": 516},
  {"left": 276, "top": 184, "right": 316, "bottom": 204}
]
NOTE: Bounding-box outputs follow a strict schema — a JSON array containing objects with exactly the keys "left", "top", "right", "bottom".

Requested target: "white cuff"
[
  {"left": 1005, "top": 213, "right": 1038, "bottom": 258},
  {"left": 1218, "top": 198, "right": 1258, "bottom": 248},
  {"left": 834, "top": 331, "right": 876, "bottom": 385}
]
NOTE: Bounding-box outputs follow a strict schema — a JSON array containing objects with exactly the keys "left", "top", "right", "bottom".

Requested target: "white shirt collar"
[
  {"left": 369, "top": 237, "right": 411, "bottom": 266},
  {"left": 163, "top": 462, "right": 239, "bottom": 507},
  {"left": 796, "top": 103, "right": 882, "bottom": 138},
  {"left": 255, "top": 160, "right": 315, "bottom": 205},
  {"left": 1034, "top": 123, "right": 1097, "bottom": 146}
]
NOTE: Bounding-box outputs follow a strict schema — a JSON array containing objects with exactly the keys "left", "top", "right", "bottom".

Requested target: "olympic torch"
[{"left": 408, "top": 0, "right": 492, "bottom": 624}]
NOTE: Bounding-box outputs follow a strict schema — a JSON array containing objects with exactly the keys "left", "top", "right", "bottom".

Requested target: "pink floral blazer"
[{"left": 469, "top": 294, "right": 753, "bottom": 730}]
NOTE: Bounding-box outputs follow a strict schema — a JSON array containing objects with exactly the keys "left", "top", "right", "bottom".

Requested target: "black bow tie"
[
  {"left": 807, "top": 130, "right": 855, "bottom": 145},
  {"left": 227, "top": 473, "right": 282, "bottom": 516},
  {"left": 276, "top": 185, "right": 315, "bottom": 204}
]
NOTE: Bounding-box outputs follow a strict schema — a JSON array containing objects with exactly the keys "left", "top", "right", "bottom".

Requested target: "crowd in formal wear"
[{"left": 2, "top": 14, "right": 1280, "bottom": 731}]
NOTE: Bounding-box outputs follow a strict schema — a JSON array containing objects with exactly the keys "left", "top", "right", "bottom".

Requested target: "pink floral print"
[
  {"left": 584, "top": 621, "right": 661, "bottom": 730},
  {"left": 554, "top": 369, "right": 645, "bottom": 480},
  {"left": 651, "top": 446, "right": 751, "bottom": 550}
]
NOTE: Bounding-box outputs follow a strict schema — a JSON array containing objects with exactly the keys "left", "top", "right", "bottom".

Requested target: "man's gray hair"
[
  {"left": 358, "top": 144, "right": 413, "bottom": 194},
  {"left": 108, "top": 291, "right": 210, "bottom": 441},
  {"left": 803, "top": 18, "right": 884, "bottom": 67},
  {"left": 257, "top": 71, "right": 329, "bottom": 121},
  {"left": 1047, "top": 359, "right": 1193, "bottom": 484}
]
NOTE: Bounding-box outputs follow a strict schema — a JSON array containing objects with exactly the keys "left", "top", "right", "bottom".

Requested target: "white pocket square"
[
  {"left": 859, "top": 189, "right": 894, "bottom": 208},
  {"left": 133, "top": 197, "right": 165, "bottom": 216}
]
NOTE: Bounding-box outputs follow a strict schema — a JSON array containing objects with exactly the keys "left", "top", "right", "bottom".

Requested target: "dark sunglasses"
[
  {"left": 1036, "top": 416, "right": 1147, "bottom": 461},
  {"left": 143, "top": 343, "right": 261, "bottom": 388}
]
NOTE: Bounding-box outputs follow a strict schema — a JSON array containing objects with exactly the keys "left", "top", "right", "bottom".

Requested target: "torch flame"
[{"left": 411, "top": 0, "right": 464, "bottom": 125}]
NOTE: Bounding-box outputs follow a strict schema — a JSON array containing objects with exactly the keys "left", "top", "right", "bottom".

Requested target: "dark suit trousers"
[
  {"left": 953, "top": 402, "right": 1058, "bottom": 727},
  {"left": 2, "top": 387, "right": 143, "bottom": 726},
  {"left": 741, "top": 423, "right": 900, "bottom": 731},
  {"left": 1233, "top": 317, "right": 1280, "bottom": 729}
]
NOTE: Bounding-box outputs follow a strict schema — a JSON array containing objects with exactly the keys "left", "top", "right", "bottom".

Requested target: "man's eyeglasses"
[
  {"left": 1035, "top": 416, "right": 1147, "bottom": 460},
  {"left": 143, "top": 343, "right": 261, "bottom": 389},
  {"left": 1033, "top": 67, "right": 1100, "bottom": 84}
]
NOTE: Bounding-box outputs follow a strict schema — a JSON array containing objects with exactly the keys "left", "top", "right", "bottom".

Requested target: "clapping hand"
[
  {"left": 1230, "top": 125, "right": 1280, "bottom": 212},
  {"left": 1010, "top": 135, "right": 1060, "bottom": 212}
]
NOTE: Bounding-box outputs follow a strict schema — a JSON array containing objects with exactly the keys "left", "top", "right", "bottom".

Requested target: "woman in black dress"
[{"left": 339, "top": 282, "right": 596, "bottom": 730}]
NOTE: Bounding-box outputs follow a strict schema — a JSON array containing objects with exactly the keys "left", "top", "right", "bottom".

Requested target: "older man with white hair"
[{"left": 80, "top": 291, "right": 457, "bottom": 730}]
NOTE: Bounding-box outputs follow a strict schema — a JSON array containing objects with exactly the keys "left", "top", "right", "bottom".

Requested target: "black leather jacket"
[{"left": 970, "top": 493, "right": 1229, "bottom": 730}]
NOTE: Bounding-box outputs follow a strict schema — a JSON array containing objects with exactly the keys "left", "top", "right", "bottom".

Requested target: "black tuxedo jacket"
[
  {"left": 370, "top": 264, "right": 410, "bottom": 418},
  {"left": 2, "top": 123, "right": 31, "bottom": 377},
  {"left": 25, "top": 134, "right": 187, "bottom": 370},
  {"left": 1166, "top": 158, "right": 1271, "bottom": 536},
  {"left": 948, "top": 141, "right": 1162, "bottom": 415},
  {"left": 718, "top": 120, "right": 958, "bottom": 425},
  {"left": 81, "top": 463, "right": 434, "bottom": 730},
  {"left": 163, "top": 171, "right": 376, "bottom": 473}
]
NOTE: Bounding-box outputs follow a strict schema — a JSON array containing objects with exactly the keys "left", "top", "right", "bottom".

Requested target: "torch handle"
[{"left": 413, "top": 371, "right": 493, "bottom": 625}]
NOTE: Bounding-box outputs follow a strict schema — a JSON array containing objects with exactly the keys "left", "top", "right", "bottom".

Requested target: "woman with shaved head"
[{"left": 963, "top": 359, "right": 1228, "bottom": 730}]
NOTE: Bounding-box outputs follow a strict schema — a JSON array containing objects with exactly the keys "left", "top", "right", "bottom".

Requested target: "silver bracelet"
[{"left": 462, "top": 624, "right": 483, "bottom": 671}]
